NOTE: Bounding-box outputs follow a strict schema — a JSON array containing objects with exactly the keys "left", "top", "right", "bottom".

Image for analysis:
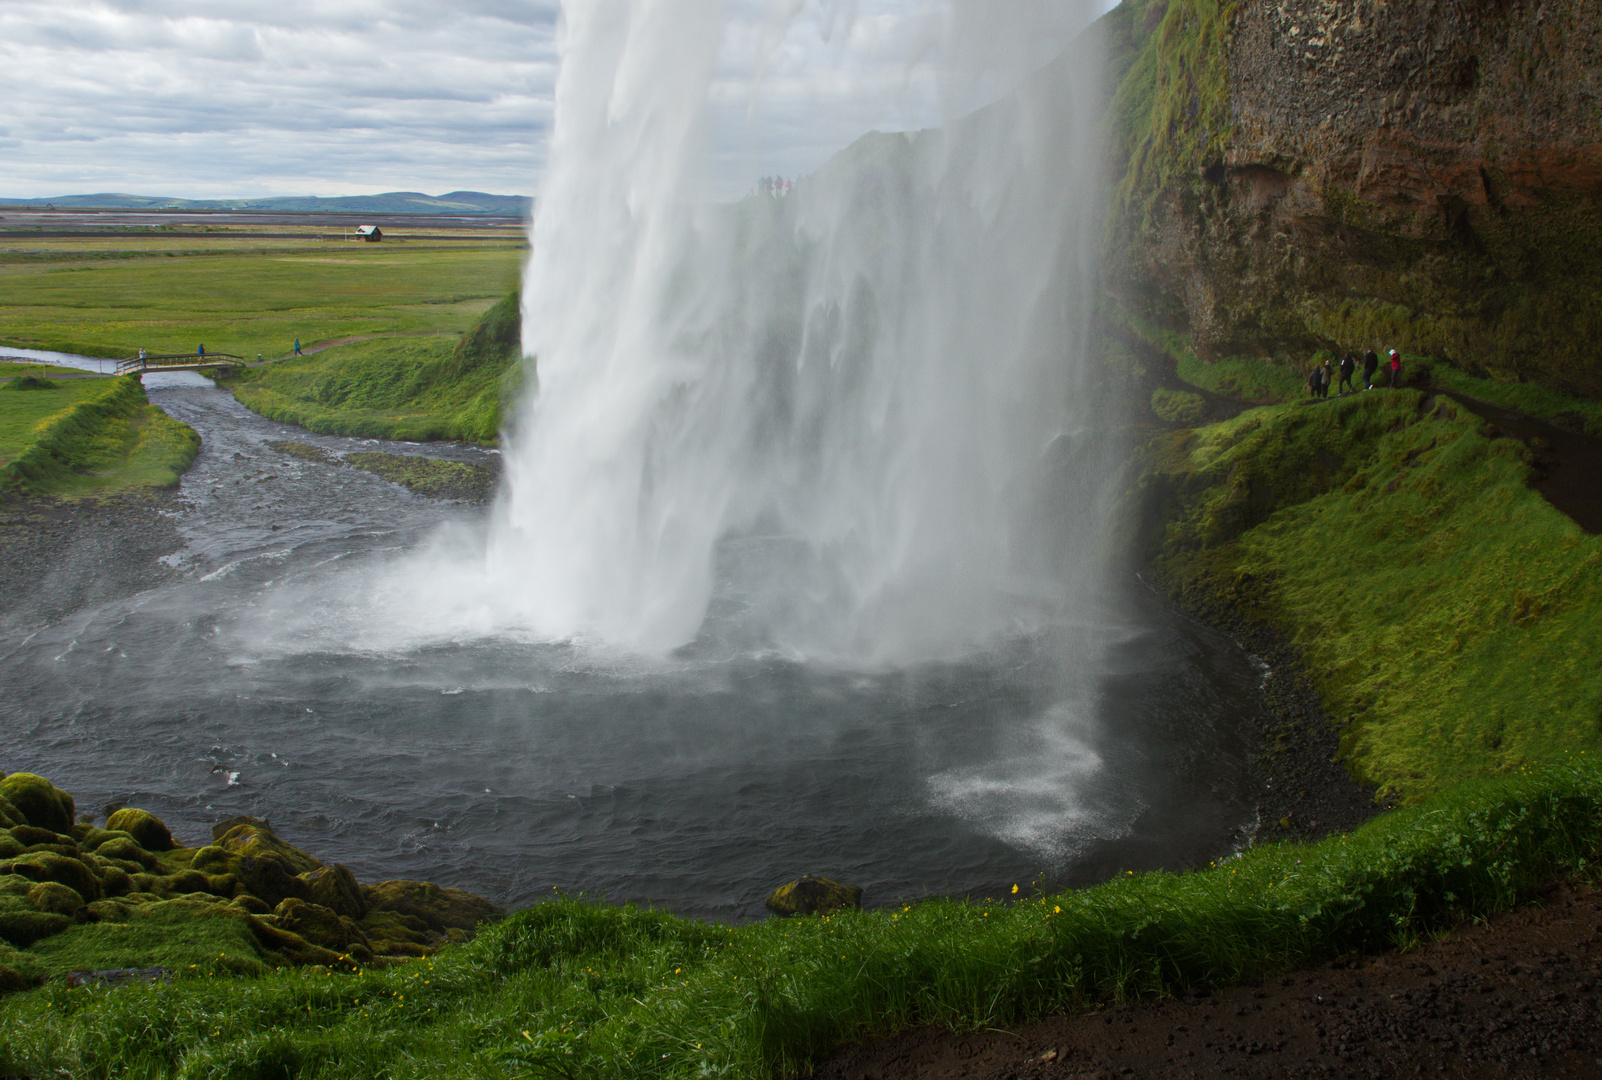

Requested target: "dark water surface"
[{"left": 0, "top": 381, "right": 1269, "bottom": 920}]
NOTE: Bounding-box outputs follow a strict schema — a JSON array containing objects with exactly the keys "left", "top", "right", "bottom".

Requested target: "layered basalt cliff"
[{"left": 1107, "top": 0, "right": 1602, "bottom": 398}]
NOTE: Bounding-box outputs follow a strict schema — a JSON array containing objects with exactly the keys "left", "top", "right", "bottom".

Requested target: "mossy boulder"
[
  {"left": 764, "top": 875, "right": 863, "bottom": 917},
  {"left": 26, "top": 881, "right": 85, "bottom": 916},
  {"left": 272, "top": 898, "right": 372, "bottom": 959},
  {"left": 2, "top": 853, "right": 102, "bottom": 903},
  {"left": 0, "top": 774, "right": 74, "bottom": 833},
  {"left": 363, "top": 880, "right": 502, "bottom": 936},
  {"left": 305, "top": 864, "right": 366, "bottom": 919},
  {"left": 90, "top": 835, "right": 159, "bottom": 871},
  {"left": 0, "top": 796, "right": 23, "bottom": 830},
  {"left": 0, "top": 962, "right": 36, "bottom": 996},
  {"left": 215, "top": 822, "right": 323, "bottom": 875},
  {"left": 10, "top": 825, "right": 71, "bottom": 849},
  {"left": 0, "top": 910, "right": 72, "bottom": 948},
  {"left": 104, "top": 809, "right": 177, "bottom": 852},
  {"left": 0, "top": 834, "right": 23, "bottom": 860}
]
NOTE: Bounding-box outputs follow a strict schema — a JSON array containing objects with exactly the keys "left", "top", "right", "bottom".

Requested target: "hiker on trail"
[
  {"left": 1322, "top": 358, "right": 1334, "bottom": 398},
  {"left": 1388, "top": 349, "right": 1402, "bottom": 388},
  {"left": 1363, "top": 348, "right": 1380, "bottom": 390},
  {"left": 1307, "top": 363, "right": 1324, "bottom": 399},
  {"left": 294, "top": 339, "right": 302, "bottom": 356},
  {"left": 1338, "top": 352, "right": 1356, "bottom": 394}
]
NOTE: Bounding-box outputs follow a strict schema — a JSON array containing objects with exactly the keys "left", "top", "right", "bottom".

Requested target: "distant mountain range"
[{"left": 0, "top": 191, "right": 531, "bottom": 215}]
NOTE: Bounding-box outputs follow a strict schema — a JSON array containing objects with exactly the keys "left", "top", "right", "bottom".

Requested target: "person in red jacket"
[{"left": 1387, "top": 349, "right": 1402, "bottom": 388}]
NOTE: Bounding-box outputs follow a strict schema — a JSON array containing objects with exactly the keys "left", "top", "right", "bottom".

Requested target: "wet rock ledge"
[{"left": 0, "top": 770, "right": 502, "bottom": 991}]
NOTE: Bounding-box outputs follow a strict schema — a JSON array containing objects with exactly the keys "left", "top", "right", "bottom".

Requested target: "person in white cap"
[{"left": 1387, "top": 349, "right": 1402, "bottom": 388}]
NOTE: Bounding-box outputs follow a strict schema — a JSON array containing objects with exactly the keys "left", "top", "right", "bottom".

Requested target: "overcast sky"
[{"left": 0, "top": 0, "right": 1117, "bottom": 201}]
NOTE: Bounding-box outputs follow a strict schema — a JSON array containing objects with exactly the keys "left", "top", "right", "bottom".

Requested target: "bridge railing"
[{"left": 116, "top": 353, "right": 246, "bottom": 376}]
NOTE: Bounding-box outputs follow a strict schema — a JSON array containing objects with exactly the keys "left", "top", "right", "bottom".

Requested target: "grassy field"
[
  {"left": 217, "top": 291, "right": 525, "bottom": 444},
  {"left": 0, "top": 375, "right": 197, "bottom": 496},
  {"left": 0, "top": 233, "right": 524, "bottom": 362}
]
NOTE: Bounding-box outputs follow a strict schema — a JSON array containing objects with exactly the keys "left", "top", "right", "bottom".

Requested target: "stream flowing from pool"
[{"left": 0, "top": 379, "right": 1269, "bottom": 920}]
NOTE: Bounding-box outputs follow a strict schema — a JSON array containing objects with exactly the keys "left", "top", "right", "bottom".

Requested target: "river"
[{"left": 0, "top": 377, "right": 1269, "bottom": 920}]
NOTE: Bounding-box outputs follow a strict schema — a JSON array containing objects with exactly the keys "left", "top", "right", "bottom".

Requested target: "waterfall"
[{"left": 476, "top": 0, "right": 1119, "bottom": 661}]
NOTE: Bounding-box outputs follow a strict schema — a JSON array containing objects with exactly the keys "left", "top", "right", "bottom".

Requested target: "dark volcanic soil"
[{"left": 810, "top": 881, "right": 1602, "bottom": 1080}]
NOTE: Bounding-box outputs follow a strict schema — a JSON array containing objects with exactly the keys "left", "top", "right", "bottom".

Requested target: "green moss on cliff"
[
  {"left": 1107, "top": 0, "right": 1237, "bottom": 233},
  {"left": 1146, "top": 391, "right": 1602, "bottom": 801}
]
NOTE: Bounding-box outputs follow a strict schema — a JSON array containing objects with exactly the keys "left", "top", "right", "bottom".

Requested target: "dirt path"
[
  {"left": 808, "top": 882, "right": 1602, "bottom": 1080},
  {"left": 1440, "top": 391, "right": 1602, "bottom": 535},
  {"left": 246, "top": 335, "right": 377, "bottom": 367}
]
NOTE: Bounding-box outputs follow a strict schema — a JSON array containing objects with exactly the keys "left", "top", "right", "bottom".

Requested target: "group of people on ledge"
[{"left": 1307, "top": 347, "right": 1403, "bottom": 398}]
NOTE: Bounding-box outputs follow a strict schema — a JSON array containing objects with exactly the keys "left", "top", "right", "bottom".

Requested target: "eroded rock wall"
[{"left": 1113, "top": 0, "right": 1602, "bottom": 396}]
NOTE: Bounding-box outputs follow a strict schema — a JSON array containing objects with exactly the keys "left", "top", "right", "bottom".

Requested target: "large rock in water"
[{"left": 765, "top": 875, "right": 863, "bottom": 917}]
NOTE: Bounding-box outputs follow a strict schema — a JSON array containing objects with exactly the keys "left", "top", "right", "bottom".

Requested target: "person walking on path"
[
  {"left": 1387, "top": 349, "right": 1402, "bottom": 388},
  {"left": 1307, "top": 363, "right": 1325, "bottom": 399},
  {"left": 1339, "top": 352, "right": 1356, "bottom": 394},
  {"left": 1363, "top": 348, "right": 1379, "bottom": 390},
  {"left": 1322, "top": 358, "right": 1334, "bottom": 398},
  {"left": 293, "top": 339, "right": 302, "bottom": 356}
]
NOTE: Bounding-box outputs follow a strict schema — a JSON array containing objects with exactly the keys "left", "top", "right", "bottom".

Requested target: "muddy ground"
[{"left": 811, "top": 881, "right": 1602, "bottom": 1080}]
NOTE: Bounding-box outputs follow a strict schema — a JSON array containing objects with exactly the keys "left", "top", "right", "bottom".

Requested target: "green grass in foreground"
[
  {"left": 220, "top": 290, "right": 525, "bottom": 444},
  {"left": 3, "top": 760, "right": 1599, "bottom": 1079},
  {"left": 0, "top": 236, "right": 522, "bottom": 361},
  {"left": 0, "top": 375, "right": 197, "bottom": 495},
  {"left": 1146, "top": 390, "right": 1602, "bottom": 800}
]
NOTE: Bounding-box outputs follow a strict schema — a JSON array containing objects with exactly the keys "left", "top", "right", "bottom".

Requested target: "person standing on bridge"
[
  {"left": 138, "top": 348, "right": 147, "bottom": 362},
  {"left": 198, "top": 343, "right": 205, "bottom": 359}
]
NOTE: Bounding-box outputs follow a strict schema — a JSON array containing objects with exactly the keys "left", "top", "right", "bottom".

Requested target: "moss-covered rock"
[
  {"left": 104, "top": 809, "right": 177, "bottom": 852},
  {"left": 764, "top": 875, "right": 863, "bottom": 917},
  {"left": 0, "top": 911, "right": 72, "bottom": 948},
  {"left": 26, "top": 881, "right": 85, "bottom": 916},
  {"left": 272, "top": 898, "right": 372, "bottom": 959},
  {"left": 363, "top": 880, "right": 502, "bottom": 936},
  {"left": 0, "top": 962, "right": 35, "bottom": 996},
  {"left": 215, "top": 822, "right": 323, "bottom": 876},
  {"left": 0, "top": 796, "right": 23, "bottom": 830},
  {"left": 2, "top": 853, "right": 102, "bottom": 903},
  {"left": 10, "top": 825, "right": 71, "bottom": 849},
  {"left": 305, "top": 864, "right": 366, "bottom": 920},
  {"left": 0, "top": 774, "right": 74, "bottom": 833},
  {"left": 90, "top": 835, "right": 158, "bottom": 871},
  {"left": 98, "top": 866, "right": 132, "bottom": 898},
  {"left": 0, "top": 834, "right": 23, "bottom": 860}
]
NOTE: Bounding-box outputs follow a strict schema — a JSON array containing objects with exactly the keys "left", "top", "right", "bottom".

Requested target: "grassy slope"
[
  {"left": 1144, "top": 390, "right": 1602, "bottom": 800},
  {"left": 0, "top": 376, "right": 198, "bottom": 496},
  {"left": 0, "top": 236, "right": 522, "bottom": 361},
  {"left": 220, "top": 290, "right": 525, "bottom": 444}
]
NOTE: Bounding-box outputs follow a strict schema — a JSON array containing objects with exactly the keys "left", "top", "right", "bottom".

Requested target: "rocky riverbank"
[{"left": 0, "top": 770, "right": 503, "bottom": 994}]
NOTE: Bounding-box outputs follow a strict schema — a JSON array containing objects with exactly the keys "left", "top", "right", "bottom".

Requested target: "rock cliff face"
[{"left": 1108, "top": 0, "right": 1602, "bottom": 397}]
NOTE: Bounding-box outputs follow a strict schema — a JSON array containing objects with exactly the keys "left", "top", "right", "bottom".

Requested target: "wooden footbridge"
[{"left": 116, "top": 352, "right": 246, "bottom": 376}]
